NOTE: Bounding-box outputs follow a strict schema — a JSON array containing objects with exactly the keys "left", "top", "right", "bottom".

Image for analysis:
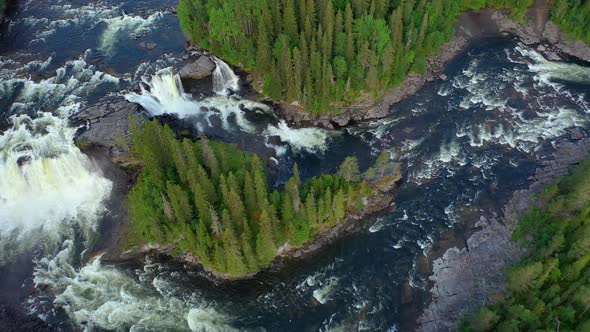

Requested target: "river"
[{"left": 1, "top": 1, "right": 590, "bottom": 331}]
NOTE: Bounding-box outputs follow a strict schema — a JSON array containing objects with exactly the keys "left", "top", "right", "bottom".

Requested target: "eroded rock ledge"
[{"left": 417, "top": 131, "right": 590, "bottom": 332}]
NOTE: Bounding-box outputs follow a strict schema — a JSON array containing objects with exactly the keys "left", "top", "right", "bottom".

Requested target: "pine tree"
[
  {"left": 166, "top": 182, "right": 193, "bottom": 225},
  {"left": 200, "top": 138, "right": 220, "bottom": 178},
  {"left": 304, "top": 191, "right": 318, "bottom": 227},
  {"left": 338, "top": 157, "right": 361, "bottom": 183},
  {"left": 344, "top": 4, "right": 355, "bottom": 64},
  {"left": 333, "top": 189, "right": 346, "bottom": 222},
  {"left": 223, "top": 228, "right": 247, "bottom": 276},
  {"left": 241, "top": 218, "right": 258, "bottom": 270},
  {"left": 243, "top": 172, "right": 257, "bottom": 221}
]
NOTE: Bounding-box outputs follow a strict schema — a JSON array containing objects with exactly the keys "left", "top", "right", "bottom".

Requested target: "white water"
[
  {"left": 212, "top": 57, "right": 240, "bottom": 96},
  {"left": 33, "top": 242, "right": 238, "bottom": 332},
  {"left": 0, "top": 113, "right": 112, "bottom": 264},
  {"left": 126, "top": 71, "right": 333, "bottom": 154},
  {"left": 0, "top": 55, "right": 120, "bottom": 115},
  {"left": 515, "top": 45, "right": 590, "bottom": 85},
  {"left": 264, "top": 120, "right": 333, "bottom": 155}
]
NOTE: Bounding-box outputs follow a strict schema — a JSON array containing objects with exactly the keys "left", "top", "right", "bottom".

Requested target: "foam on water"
[
  {"left": 33, "top": 242, "right": 237, "bottom": 332},
  {"left": 515, "top": 45, "right": 590, "bottom": 86},
  {"left": 99, "top": 12, "right": 164, "bottom": 55},
  {"left": 264, "top": 120, "right": 333, "bottom": 155},
  {"left": 0, "top": 113, "right": 112, "bottom": 264},
  {"left": 0, "top": 55, "right": 120, "bottom": 115}
]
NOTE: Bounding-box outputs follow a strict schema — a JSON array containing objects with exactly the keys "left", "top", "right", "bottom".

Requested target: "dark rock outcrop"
[
  {"left": 74, "top": 100, "right": 143, "bottom": 160},
  {"left": 179, "top": 56, "right": 215, "bottom": 80}
]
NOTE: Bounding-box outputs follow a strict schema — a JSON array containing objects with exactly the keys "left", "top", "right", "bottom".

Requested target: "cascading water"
[
  {"left": 33, "top": 241, "right": 239, "bottom": 332},
  {"left": 125, "top": 71, "right": 334, "bottom": 155},
  {"left": 212, "top": 57, "right": 240, "bottom": 96},
  {"left": 0, "top": 113, "right": 112, "bottom": 264}
]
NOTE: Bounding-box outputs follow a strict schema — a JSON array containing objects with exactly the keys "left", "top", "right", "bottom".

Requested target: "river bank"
[{"left": 416, "top": 128, "right": 590, "bottom": 331}]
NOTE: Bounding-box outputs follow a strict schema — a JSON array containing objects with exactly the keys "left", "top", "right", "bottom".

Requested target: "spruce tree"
[
  {"left": 283, "top": 0, "right": 298, "bottom": 43},
  {"left": 256, "top": 210, "right": 277, "bottom": 265}
]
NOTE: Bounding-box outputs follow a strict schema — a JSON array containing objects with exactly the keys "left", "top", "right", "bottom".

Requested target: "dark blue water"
[{"left": 1, "top": 1, "right": 590, "bottom": 331}]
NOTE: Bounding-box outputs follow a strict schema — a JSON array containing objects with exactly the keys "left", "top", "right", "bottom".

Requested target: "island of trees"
[
  {"left": 177, "top": 0, "right": 536, "bottom": 113},
  {"left": 464, "top": 159, "right": 590, "bottom": 331},
  {"left": 125, "top": 120, "right": 400, "bottom": 278}
]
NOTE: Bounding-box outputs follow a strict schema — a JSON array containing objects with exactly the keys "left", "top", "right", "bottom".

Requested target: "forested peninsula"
[
  {"left": 123, "top": 121, "right": 401, "bottom": 278},
  {"left": 176, "top": 0, "right": 536, "bottom": 114}
]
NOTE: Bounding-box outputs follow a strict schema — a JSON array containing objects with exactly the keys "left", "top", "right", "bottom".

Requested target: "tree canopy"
[{"left": 178, "top": 0, "right": 534, "bottom": 114}]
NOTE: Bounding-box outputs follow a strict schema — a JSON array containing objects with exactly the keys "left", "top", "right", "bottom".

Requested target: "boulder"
[{"left": 179, "top": 56, "right": 215, "bottom": 80}]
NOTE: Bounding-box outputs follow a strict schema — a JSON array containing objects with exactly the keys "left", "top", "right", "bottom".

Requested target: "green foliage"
[
  {"left": 127, "top": 121, "right": 388, "bottom": 277},
  {"left": 552, "top": 0, "right": 590, "bottom": 44},
  {"left": 177, "top": 0, "right": 537, "bottom": 114},
  {"left": 465, "top": 159, "right": 590, "bottom": 331}
]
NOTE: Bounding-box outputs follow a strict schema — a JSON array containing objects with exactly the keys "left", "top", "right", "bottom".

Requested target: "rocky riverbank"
[{"left": 417, "top": 129, "right": 590, "bottom": 331}]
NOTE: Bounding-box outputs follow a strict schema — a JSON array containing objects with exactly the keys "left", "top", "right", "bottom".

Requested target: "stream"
[{"left": 1, "top": 1, "right": 590, "bottom": 331}]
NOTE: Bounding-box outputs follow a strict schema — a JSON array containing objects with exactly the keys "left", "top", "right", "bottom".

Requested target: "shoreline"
[{"left": 417, "top": 130, "right": 590, "bottom": 331}]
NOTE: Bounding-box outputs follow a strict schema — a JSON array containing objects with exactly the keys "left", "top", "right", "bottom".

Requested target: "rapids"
[{"left": 1, "top": 1, "right": 590, "bottom": 331}]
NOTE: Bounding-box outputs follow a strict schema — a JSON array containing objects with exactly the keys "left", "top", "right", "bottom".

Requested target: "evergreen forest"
[
  {"left": 552, "top": 0, "right": 590, "bottom": 44},
  {"left": 177, "top": 0, "right": 534, "bottom": 113}
]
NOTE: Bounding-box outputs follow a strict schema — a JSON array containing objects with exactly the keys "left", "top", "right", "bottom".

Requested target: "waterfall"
[
  {"left": 212, "top": 57, "right": 240, "bottom": 96},
  {"left": 125, "top": 71, "right": 263, "bottom": 133},
  {"left": 0, "top": 113, "right": 112, "bottom": 264}
]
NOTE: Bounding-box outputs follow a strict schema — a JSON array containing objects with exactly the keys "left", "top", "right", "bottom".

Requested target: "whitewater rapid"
[
  {"left": 125, "top": 70, "right": 334, "bottom": 156},
  {"left": 33, "top": 241, "right": 239, "bottom": 332},
  {"left": 0, "top": 113, "right": 112, "bottom": 264}
]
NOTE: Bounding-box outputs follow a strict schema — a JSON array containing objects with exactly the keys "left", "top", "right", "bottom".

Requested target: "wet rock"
[
  {"left": 16, "top": 155, "right": 31, "bottom": 167},
  {"left": 179, "top": 56, "right": 215, "bottom": 80},
  {"left": 568, "top": 128, "right": 586, "bottom": 140},
  {"left": 543, "top": 21, "right": 590, "bottom": 62},
  {"left": 439, "top": 74, "right": 448, "bottom": 81},
  {"left": 75, "top": 100, "right": 143, "bottom": 157},
  {"left": 267, "top": 135, "right": 283, "bottom": 146},
  {"left": 139, "top": 42, "right": 157, "bottom": 50}
]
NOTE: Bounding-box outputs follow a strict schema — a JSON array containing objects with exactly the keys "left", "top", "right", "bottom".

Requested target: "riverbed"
[{"left": 1, "top": 1, "right": 590, "bottom": 331}]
